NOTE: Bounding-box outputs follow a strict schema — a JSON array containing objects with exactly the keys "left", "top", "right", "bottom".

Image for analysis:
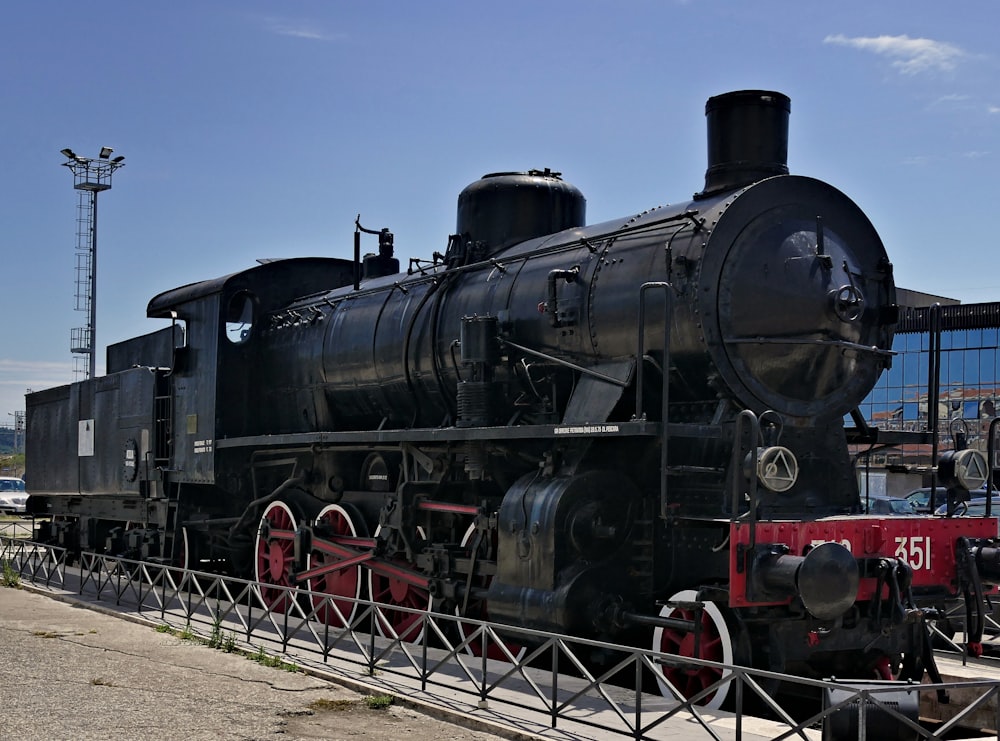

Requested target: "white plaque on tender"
[{"left": 78, "top": 419, "right": 95, "bottom": 457}]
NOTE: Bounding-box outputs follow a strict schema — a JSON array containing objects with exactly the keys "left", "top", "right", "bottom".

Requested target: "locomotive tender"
[{"left": 27, "top": 90, "right": 1000, "bottom": 706}]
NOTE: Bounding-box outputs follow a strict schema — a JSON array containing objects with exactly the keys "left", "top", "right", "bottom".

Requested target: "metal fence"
[
  {"left": 0, "top": 518, "right": 34, "bottom": 540},
  {"left": 2, "top": 535, "right": 999, "bottom": 741}
]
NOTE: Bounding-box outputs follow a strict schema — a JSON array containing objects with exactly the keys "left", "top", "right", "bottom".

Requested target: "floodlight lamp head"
[
  {"left": 99, "top": 146, "right": 113, "bottom": 159},
  {"left": 111, "top": 155, "right": 125, "bottom": 164},
  {"left": 60, "top": 148, "right": 77, "bottom": 159}
]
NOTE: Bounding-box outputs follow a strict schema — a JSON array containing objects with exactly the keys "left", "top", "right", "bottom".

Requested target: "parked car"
[
  {"left": 934, "top": 496, "right": 1000, "bottom": 518},
  {"left": 865, "top": 495, "right": 918, "bottom": 515},
  {"left": 0, "top": 477, "right": 27, "bottom": 515},
  {"left": 906, "top": 486, "right": 988, "bottom": 514}
]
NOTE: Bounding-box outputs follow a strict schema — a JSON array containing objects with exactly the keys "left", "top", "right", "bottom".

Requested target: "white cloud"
[
  {"left": 901, "top": 150, "right": 991, "bottom": 166},
  {"left": 262, "top": 18, "right": 343, "bottom": 42},
  {"left": 0, "top": 359, "right": 75, "bottom": 417},
  {"left": 0, "top": 359, "right": 74, "bottom": 393},
  {"left": 930, "top": 94, "right": 970, "bottom": 107},
  {"left": 989, "top": 106, "right": 1000, "bottom": 115},
  {"left": 824, "top": 34, "right": 966, "bottom": 75}
]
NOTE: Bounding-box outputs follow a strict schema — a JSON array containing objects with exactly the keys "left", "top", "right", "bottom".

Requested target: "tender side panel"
[
  {"left": 25, "top": 383, "right": 80, "bottom": 495},
  {"left": 87, "top": 368, "right": 156, "bottom": 495}
]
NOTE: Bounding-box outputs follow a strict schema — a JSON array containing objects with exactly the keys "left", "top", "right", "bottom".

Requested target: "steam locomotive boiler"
[{"left": 26, "top": 90, "right": 1000, "bottom": 707}]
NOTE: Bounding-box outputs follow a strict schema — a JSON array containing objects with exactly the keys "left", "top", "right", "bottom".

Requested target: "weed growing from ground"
[
  {"left": 363, "top": 694, "right": 394, "bottom": 710},
  {"left": 1, "top": 560, "right": 20, "bottom": 588},
  {"left": 208, "top": 617, "right": 223, "bottom": 648},
  {"left": 309, "top": 698, "right": 357, "bottom": 712},
  {"left": 251, "top": 645, "right": 299, "bottom": 672}
]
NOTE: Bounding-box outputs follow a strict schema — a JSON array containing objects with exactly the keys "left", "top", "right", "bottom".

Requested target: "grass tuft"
[
  {"left": 251, "top": 645, "right": 299, "bottom": 672},
  {"left": 362, "top": 694, "right": 394, "bottom": 710},
  {"left": 309, "top": 698, "right": 357, "bottom": 712},
  {"left": 1, "top": 560, "right": 20, "bottom": 588}
]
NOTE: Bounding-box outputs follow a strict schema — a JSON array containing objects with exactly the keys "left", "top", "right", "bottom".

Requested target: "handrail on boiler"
[{"left": 634, "top": 281, "right": 672, "bottom": 520}]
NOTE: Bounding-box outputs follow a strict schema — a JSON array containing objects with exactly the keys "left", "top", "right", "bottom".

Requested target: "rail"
[{"left": 2, "top": 535, "right": 999, "bottom": 740}]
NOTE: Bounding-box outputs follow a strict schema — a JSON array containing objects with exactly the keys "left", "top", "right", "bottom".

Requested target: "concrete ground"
[{"left": 0, "top": 585, "right": 518, "bottom": 741}]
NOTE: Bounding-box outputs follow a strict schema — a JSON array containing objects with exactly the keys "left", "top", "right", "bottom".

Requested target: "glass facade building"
[{"left": 853, "top": 303, "right": 1000, "bottom": 497}]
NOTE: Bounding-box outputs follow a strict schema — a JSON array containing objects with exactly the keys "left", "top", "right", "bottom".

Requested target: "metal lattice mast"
[
  {"left": 10, "top": 411, "right": 24, "bottom": 454},
  {"left": 60, "top": 147, "right": 125, "bottom": 380}
]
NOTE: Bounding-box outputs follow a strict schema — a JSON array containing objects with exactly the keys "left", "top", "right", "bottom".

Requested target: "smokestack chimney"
[{"left": 700, "top": 90, "right": 790, "bottom": 197}]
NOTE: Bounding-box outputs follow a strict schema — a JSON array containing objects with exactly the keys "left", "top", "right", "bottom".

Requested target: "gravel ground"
[{"left": 0, "top": 586, "right": 516, "bottom": 741}]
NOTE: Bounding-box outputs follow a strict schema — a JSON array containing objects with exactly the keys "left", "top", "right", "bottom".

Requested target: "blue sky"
[{"left": 2, "top": 1, "right": 999, "bottom": 421}]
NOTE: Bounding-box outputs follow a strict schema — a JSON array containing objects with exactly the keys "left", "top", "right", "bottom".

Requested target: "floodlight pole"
[{"left": 60, "top": 148, "right": 125, "bottom": 380}]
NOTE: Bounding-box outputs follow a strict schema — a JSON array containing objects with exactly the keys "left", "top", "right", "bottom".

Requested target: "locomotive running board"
[{"left": 213, "top": 420, "right": 721, "bottom": 450}]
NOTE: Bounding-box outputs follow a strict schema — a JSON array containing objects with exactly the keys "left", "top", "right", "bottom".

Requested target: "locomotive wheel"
[
  {"left": 307, "top": 503, "right": 366, "bottom": 628},
  {"left": 368, "top": 525, "right": 431, "bottom": 643},
  {"left": 166, "top": 526, "right": 191, "bottom": 588},
  {"left": 455, "top": 523, "right": 526, "bottom": 661},
  {"left": 875, "top": 650, "right": 924, "bottom": 682},
  {"left": 891, "top": 639, "right": 926, "bottom": 682},
  {"left": 254, "top": 500, "right": 299, "bottom": 612},
  {"left": 652, "top": 590, "right": 735, "bottom": 710},
  {"left": 178, "top": 526, "right": 191, "bottom": 572}
]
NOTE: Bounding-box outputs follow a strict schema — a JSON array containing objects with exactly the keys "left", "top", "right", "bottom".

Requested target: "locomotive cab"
[{"left": 146, "top": 256, "right": 357, "bottom": 452}]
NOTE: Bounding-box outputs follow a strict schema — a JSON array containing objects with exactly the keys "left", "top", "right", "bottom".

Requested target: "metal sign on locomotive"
[{"left": 26, "top": 90, "right": 1000, "bottom": 709}]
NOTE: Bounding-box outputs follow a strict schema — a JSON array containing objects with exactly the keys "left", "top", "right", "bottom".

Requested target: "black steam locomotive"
[{"left": 27, "top": 90, "right": 1000, "bottom": 707}]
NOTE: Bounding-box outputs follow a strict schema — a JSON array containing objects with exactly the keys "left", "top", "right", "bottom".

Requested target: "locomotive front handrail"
[
  {"left": 928, "top": 303, "right": 943, "bottom": 515},
  {"left": 634, "top": 282, "right": 672, "bottom": 423},
  {"left": 988, "top": 417, "right": 1000, "bottom": 518},
  {"left": 634, "top": 281, "right": 673, "bottom": 520},
  {"left": 732, "top": 410, "right": 761, "bottom": 540},
  {"left": 724, "top": 336, "right": 895, "bottom": 358},
  {"left": 498, "top": 338, "right": 632, "bottom": 387}
]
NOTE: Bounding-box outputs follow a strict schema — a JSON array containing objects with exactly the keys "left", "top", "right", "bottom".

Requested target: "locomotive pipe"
[
  {"left": 545, "top": 266, "right": 580, "bottom": 328},
  {"left": 228, "top": 473, "right": 304, "bottom": 539},
  {"left": 353, "top": 219, "right": 361, "bottom": 290}
]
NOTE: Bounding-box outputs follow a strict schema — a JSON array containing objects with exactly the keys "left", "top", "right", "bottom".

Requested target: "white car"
[{"left": 0, "top": 477, "right": 27, "bottom": 515}]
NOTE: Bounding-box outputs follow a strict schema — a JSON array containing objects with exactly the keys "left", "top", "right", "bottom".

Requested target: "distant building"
[{"left": 895, "top": 288, "right": 961, "bottom": 310}]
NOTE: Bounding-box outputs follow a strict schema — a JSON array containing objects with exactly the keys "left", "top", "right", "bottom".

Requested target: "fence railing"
[
  {"left": 0, "top": 518, "right": 36, "bottom": 541},
  {"left": 2, "top": 535, "right": 999, "bottom": 741}
]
